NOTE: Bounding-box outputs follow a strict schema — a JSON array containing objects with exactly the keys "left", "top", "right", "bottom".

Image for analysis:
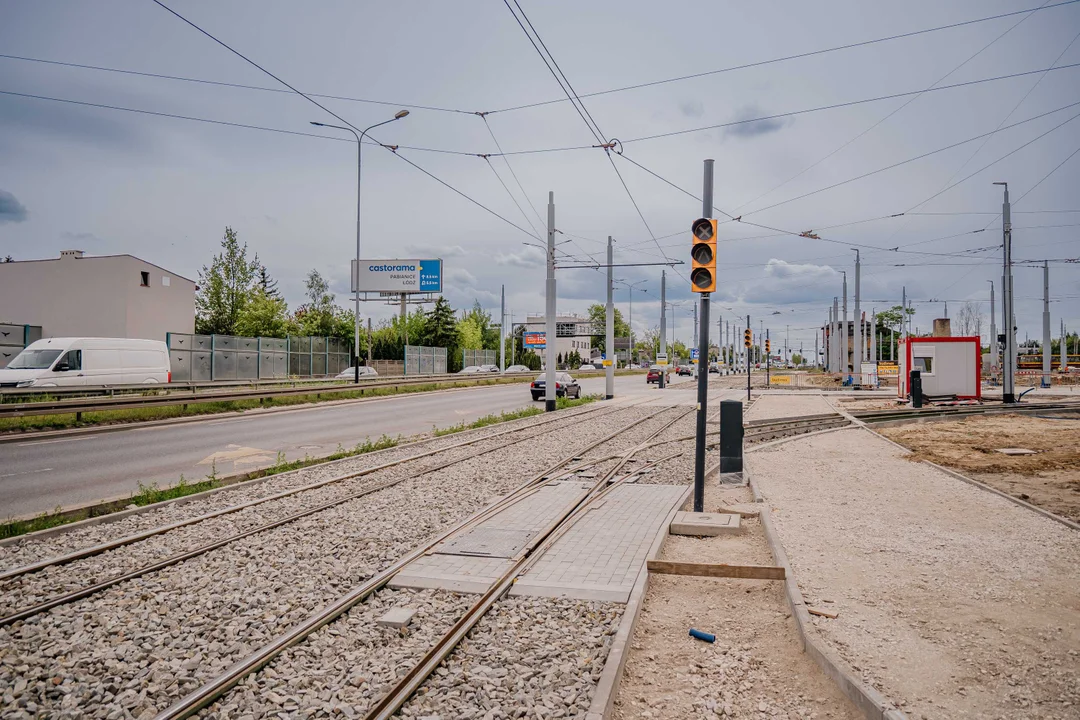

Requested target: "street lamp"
[
  {"left": 311, "top": 110, "right": 410, "bottom": 383},
  {"left": 616, "top": 279, "right": 646, "bottom": 367}
]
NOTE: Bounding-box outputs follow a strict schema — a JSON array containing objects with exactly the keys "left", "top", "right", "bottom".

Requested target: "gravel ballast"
[
  {"left": 0, "top": 404, "right": 609, "bottom": 571},
  {"left": 0, "top": 406, "right": 661, "bottom": 718},
  {"left": 749, "top": 427, "right": 1080, "bottom": 718}
]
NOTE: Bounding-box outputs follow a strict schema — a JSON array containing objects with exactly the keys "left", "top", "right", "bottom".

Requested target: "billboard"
[
  {"left": 351, "top": 259, "right": 442, "bottom": 293},
  {"left": 524, "top": 332, "right": 546, "bottom": 349}
]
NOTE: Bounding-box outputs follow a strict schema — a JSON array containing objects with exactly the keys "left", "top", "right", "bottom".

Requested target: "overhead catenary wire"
[
  {"left": 484, "top": 0, "right": 1080, "bottom": 115},
  {"left": 147, "top": 0, "right": 541, "bottom": 242}
]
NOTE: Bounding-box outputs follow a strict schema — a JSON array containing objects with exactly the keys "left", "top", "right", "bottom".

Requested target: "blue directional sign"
[{"left": 690, "top": 348, "right": 699, "bottom": 360}]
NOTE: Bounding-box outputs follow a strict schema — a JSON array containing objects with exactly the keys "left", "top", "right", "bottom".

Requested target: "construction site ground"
[{"left": 879, "top": 412, "right": 1080, "bottom": 522}]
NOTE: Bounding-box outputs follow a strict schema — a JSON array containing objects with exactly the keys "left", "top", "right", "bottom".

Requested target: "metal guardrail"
[
  {"left": 0, "top": 376, "right": 351, "bottom": 402},
  {"left": 0, "top": 372, "right": 541, "bottom": 419}
]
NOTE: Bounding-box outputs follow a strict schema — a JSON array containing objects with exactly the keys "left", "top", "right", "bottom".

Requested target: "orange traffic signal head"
[{"left": 690, "top": 217, "right": 717, "bottom": 293}]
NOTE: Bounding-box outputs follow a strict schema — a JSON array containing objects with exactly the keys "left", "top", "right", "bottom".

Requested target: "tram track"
[
  {"left": 0, "top": 402, "right": 649, "bottom": 624},
  {"left": 151, "top": 406, "right": 693, "bottom": 720}
]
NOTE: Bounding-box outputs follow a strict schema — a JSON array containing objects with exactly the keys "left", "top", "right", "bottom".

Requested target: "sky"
[{"left": 2, "top": 0, "right": 1079, "bottom": 356}]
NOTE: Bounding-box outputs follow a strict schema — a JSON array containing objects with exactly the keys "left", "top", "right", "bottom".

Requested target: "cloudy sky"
[{"left": 2, "top": 0, "right": 1079, "bottom": 354}]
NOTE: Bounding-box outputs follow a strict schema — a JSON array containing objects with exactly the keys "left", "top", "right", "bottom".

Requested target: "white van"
[{"left": 0, "top": 338, "right": 171, "bottom": 388}]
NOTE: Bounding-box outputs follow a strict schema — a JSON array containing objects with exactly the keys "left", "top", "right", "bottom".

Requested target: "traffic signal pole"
[
  {"left": 545, "top": 191, "right": 557, "bottom": 412},
  {"left": 746, "top": 316, "right": 751, "bottom": 401},
  {"left": 606, "top": 236, "right": 615, "bottom": 399},
  {"left": 692, "top": 159, "right": 714, "bottom": 513},
  {"left": 766, "top": 329, "right": 770, "bottom": 385},
  {"left": 659, "top": 270, "right": 667, "bottom": 389}
]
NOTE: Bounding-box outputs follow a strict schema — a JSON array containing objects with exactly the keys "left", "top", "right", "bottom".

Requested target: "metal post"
[
  {"left": 718, "top": 400, "right": 743, "bottom": 475},
  {"left": 500, "top": 284, "right": 505, "bottom": 373},
  {"left": 766, "top": 329, "right": 770, "bottom": 385},
  {"left": 354, "top": 133, "right": 362, "bottom": 385},
  {"left": 1061, "top": 320, "right": 1068, "bottom": 372},
  {"left": 628, "top": 290, "right": 633, "bottom": 366},
  {"left": 853, "top": 250, "right": 862, "bottom": 380},
  {"left": 659, "top": 270, "right": 667, "bottom": 389},
  {"left": 545, "top": 191, "right": 557, "bottom": 411},
  {"left": 693, "top": 158, "right": 714, "bottom": 513},
  {"left": 606, "top": 236, "right": 615, "bottom": 399},
  {"left": 988, "top": 281, "right": 996, "bottom": 381},
  {"left": 1042, "top": 260, "right": 1051, "bottom": 388},
  {"left": 367, "top": 317, "right": 372, "bottom": 369},
  {"left": 998, "top": 183, "right": 1016, "bottom": 403}
]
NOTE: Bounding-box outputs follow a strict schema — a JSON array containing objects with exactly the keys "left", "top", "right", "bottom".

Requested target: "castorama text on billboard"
[{"left": 351, "top": 259, "right": 442, "bottom": 293}]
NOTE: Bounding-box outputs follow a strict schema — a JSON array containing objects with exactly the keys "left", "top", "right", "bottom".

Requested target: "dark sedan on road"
[{"left": 530, "top": 372, "right": 581, "bottom": 401}]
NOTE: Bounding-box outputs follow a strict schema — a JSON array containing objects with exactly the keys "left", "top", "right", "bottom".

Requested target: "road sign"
[
  {"left": 524, "top": 332, "right": 546, "bottom": 349},
  {"left": 690, "top": 348, "right": 699, "bottom": 360},
  {"left": 351, "top": 259, "right": 442, "bottom": 293},
  {"left": 602, "top": 359, "right": 613, "bottom": 367},
  {"left": 657, "top": 352, "right": 669, "bottom": 367},
  {"left": 769, "top": 375, "right": 791, "bottom": 385}
]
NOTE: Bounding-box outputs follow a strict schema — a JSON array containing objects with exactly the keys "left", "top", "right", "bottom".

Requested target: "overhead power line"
[
  {"left": 620, "top": 63, "right": 1080, "bottom": 145},
  {"left": 148, "top": 0, "right": 541, "bottom": 241},
  {"left": 486, "top": 0, "right": 1080, "bottom": 115}
]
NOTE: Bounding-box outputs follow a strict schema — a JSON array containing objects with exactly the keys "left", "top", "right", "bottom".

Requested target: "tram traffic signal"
[
  {"left": 743, "top": 328, "right": 752, "bottom": 348},
  {"left": 690, "top": 218, "right": 717, "bottom": 293},
  {"left": 765, "top": 339, "right": 771, "bottom": 354}
]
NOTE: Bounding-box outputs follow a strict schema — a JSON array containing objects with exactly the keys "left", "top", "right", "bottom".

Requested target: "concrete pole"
[
  {"left": 999, "top": 183, "right": 1016, "bottom": 402},
  {"left": 545, "top": 191, "right": 557, "bottom": 411},
  {"left": 659, "top": 270, "right": 667, "bottom": 389},
  {"left": 500, "top": 284, "right": 505, "bottom": 372},
  {"left": 606, "top": 236, "right": 615, "bottom": 398},
  {"left": 400, "top": 293, "right": 408, "bottom": 349},
  {"left": 1042, "top": 260, "right": 1051, "bottom": 388},
  {"left": 832, "top": 298, "right": 839, "bottom": 372},
  {"left": 841, "top": 271, "right": 848, "bottom": 373},
  {"left": 1062, "top": 320, "right": 1068, "bottom": 371},
  {"left": 853, "top": 251, "right": 862, "bottom": 378},
  {"left": 988, "top": 281, "right": 996, "bottom": 379},
  {"left": 871, "top": 306, "right": 877, "bottom": 363}
]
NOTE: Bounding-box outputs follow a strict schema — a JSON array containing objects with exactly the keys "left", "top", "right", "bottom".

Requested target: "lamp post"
[
  {"left": 311, "top": 110, "right": 410, "bottom": 383},
  {"left": 617, "top": 279, "right": 646, "bottom": 367}
]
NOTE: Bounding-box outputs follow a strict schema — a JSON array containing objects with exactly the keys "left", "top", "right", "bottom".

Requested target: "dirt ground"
[
  {"left": 833, "top": 396, "right": 905, "bottom": 411},
  {"left": 611, "top": 482, "right": 859, "bottom": 720},
  {"left": 880, "top": 413, "right": 1080, "bottom": 522}
]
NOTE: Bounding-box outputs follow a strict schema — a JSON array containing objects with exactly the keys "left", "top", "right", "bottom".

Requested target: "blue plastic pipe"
[{"left": 688, "top": 628, "right": 715, "bottom": 643}]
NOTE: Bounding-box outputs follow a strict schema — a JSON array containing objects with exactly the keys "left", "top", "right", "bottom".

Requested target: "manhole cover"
[
  {"left": 995, "top": 448, "right": 1037, "bottom": 455},
  {"left": 438, "top": 528, "right": 533, "bottom": 558}
]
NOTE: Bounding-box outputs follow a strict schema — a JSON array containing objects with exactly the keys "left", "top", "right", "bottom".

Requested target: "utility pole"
[
  {"left": 1042, "top": 260, "right": 1051, "bottom": 388},
  {"left": 871, "top": 306, "right": 876, "bottom": 363},
  {"left": 367, "top": 317, "right": 373, "bottom": 369},
  {"left": 832, "top": 297, "right": 839, "bottom": 373},
  {"left": 692, "top": 158, "right": 715, "bottom": 513},
  {"left": 659, "top": 270, "right": 667, "bottom": 389},
  {"left": 853, "top": 250, "right": 862, "bottom": 380},
  {"left": 545, "top": 191, "right": 557, "bottom": 411},
  {"left": 606, "top": 236, "right": 615, "bottom": 399},
  {"left": 401, "top": 293, "right": 408, "bottom": 349},
  {"left": 988, "top": 281, "right": 996, "bottom": 381},
  {"left": 766, "top": 329, "right": 770, "bottom": 385},
  {"left": 1062, "top": 320, "right": 1068, "bottom": 371},
  {"left": 510, "top": 312, "right": 515, "bottom": 367},
  {"left": 841, "top": 270, "right": 848, "bottom": 375},
  {"left": 500, "top": 284, "right": 505, "bottom": 372},
  {"left": 996, "top": 182, "right": 1016, "bottom": 403}
]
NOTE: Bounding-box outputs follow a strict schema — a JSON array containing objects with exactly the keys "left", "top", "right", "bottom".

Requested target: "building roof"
[{"left": 0, "top": 252, "right": 196, "bottom": 284}]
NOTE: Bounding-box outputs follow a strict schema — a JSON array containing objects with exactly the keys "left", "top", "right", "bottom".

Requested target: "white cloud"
[{"left": 495, "top": 245, "right": 545, "bottom": 268}]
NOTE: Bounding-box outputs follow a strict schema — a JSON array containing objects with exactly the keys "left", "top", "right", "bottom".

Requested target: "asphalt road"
[{"left": 0, "top": 373, "right": 694, "bottom": 518}]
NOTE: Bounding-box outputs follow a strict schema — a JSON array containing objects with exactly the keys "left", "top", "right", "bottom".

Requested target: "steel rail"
[
  {"left": 0, "top": 405, "right": 641, "bottom": 624},
  {"left": 360, "top": 407, "right": 695, "bottom": 720},
  {"left": 0, "top": 401, "right": 620, "bottom": 583},
  {"left": 151, "top": 405, "right": 674, "bottom": 720}
]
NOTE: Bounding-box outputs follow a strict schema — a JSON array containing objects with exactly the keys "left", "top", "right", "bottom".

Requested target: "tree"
[
  {"left": 792, "top": 353, "right": 804, "bottom": 365},
  {"left": 258, "top": 265, "right": 281, "bottom": 299},
  {"left": 235, "top": 288, "right": 289, "bottom": 338},
  {"left": 422, "top": 296, "right": 462, "bottom": 371},
  {"left": 195, "top": 227, "right": 260, "bottom": 335},
  {"left": 587, "top": 303, "right": 631, "bottom": 354},
  {"left": 291, "top": 269, "right": 343, "bottom": 338},
  {"left": 955, "top": 302, "right": 983, "bottom": 338},
  {"left": 875, "top": 305, "right": 915, "bottom": 332}
]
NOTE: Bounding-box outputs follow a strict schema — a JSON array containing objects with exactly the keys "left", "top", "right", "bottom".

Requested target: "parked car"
[
  {"left": 459, "top": 366, "right": 483, "bottom": 374},
  {"left": 479, "top": 364, "right": 500, "bottom": 373},
  {"left": 335, "top": 366, "right": 378, "bottom": 380},
  {"left": 530, "top": 372, "right": 581, "bottom": 401},
  {"left": 646, "top": 365, "right": 668, "bottom": 384},
  {"left": 0, "top": 337, "right": 171, "bottom": 388},
  {"left": 708, "top": 362, "right": 720, "bottom": 373},
  {"left": 504, "top": 364, "right": 531, "bottom": 373},
  {"left": 676, "top": 365, "right": 694, "bottom": 376},
  {"left": 578, "top": 363, "right": 597, "bottom": 371}
]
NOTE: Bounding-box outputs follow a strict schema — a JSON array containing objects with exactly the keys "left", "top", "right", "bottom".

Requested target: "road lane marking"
[
  {"left": 0, "top": 467, "right": 54, "bottom": 479},
  {"left": 17, "top": 436, "right": 101, "bottom": 447}
]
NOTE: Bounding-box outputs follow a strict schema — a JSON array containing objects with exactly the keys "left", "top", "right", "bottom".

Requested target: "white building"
[
  {"left": 523, "top": 313, "right": 594, "bottom": 365},
  {"left": 0, "top": 250, "right": 196, "bottom": 342}
]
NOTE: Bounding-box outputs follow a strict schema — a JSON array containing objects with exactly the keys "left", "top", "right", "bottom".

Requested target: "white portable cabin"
[{"left": 898, "top": 336, "right": 981, "bottom": 400}]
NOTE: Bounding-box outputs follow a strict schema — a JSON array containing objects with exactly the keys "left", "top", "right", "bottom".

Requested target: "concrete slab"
[
  {"left": 670, "top": 511, "right": 741, "bottom": 536},
  {"left": 511, "top": 484, "right": 686, "bottom": 603},
  {"left": 377, "top": 607, "right": 416, "bottom": 628},
  {"left": 995, "top": 447, "right": 1037, "bottom": 455}
]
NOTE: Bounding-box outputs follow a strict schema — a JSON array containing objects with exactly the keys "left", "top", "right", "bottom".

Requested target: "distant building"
[
  {"left": 523, "top": 313, "right": 594, "bottom": 365},
  {"left": 0, "top": 250, "right": 196, "bottom": 342}
]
